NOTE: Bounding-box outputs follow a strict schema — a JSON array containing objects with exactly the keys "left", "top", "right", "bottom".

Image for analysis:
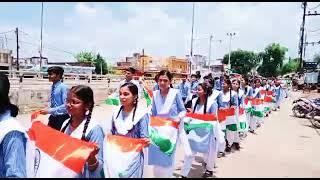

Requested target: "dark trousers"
[{"left": 48, "top": 114, "right": 70, "bottom": 131}]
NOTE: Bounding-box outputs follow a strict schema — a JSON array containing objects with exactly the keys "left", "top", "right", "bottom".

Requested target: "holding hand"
[{"left": 87, "top": 146, "right": 100, "bottom": 171}]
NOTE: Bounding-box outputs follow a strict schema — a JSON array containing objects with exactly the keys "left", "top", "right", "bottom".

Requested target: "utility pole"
[
  {"left": 40, "top": 2, "right": 44, "bottom": 69},
  {"left": 15, "top": 27, "right": 19, "bottom": 71},
  {"left": 298, "top": 2, "right": 307, "bottom": 71},
  {"left": 142, "top": 49, "right": 145, "bottom": 73},
  {"left": 189, "top": 2, "right": 195, "bottom": 75},
  {"left": 208, "top": 35, "right": 213, "bottom": 69},
  {"left": 227, "top": 32, "right": 236, "bottom": 74}
]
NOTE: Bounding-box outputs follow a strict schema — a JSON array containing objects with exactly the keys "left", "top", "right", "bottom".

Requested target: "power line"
[
  {"left": 0, "top": 29, "right": 15, "bottom": 35},
  {"left": 309, "top": 28, "right": 320, "bottom": 32},
  {"left": 17, "top": 28, "right": 76, "bottom": 55},
  {"left": 308, "top": 3, "right": 320, "bottom": 10},
  {"left": 6, "top": 37, "right": 75, "bottom": 55}
]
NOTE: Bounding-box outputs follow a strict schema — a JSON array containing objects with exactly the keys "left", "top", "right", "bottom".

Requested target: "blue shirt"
[
  {"left": 190, "top": 80, "right": 198, "bottom": 94},
  {"left": 48, "top": 81, "right": 68, "bottom": 116},
  {"left": 178, "top": 81, "right": 190, "bottom": 99},
  {"left": 214, "top": 79, "right": 222, "bottom": 91},
  {"left": 111, "top": 113, "right": 149, "bottom": 139},
  {"left": 151, "top": 90, "right": 186, "bottom": 119},
  {"left": 64, "top": 124, "right": 105, "bottom": 178},
  {"left": 0, "top": 111, "right": 26, "bottom": 178},
  {"left": 153, "top": 83, "right": 160, "bottom": 91}
]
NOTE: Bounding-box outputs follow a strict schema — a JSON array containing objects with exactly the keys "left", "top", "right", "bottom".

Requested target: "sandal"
[{"left": 202, "top": 170, "right": 213, "bottom": 178}]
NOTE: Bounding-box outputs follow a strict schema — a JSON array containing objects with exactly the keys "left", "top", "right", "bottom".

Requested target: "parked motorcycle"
[{"left": 292, "top": 98, "right": 320, "bottom": 128}]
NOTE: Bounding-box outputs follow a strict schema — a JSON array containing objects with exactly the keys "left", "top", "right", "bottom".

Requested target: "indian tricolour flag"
[
  {"left": 225, "top": 108, "right": 238, "bottom": 131},
  {"left": 26, "top": 121, "right": 97, "bottom": 178},
  {"left": 103, "top": 135, "right": 148, "bottom": 178},
  {"left": 238, "top": 108, "right": 248, "bottom": 132},
  {"left": 251, "top": 98, "right": 265, "bottom": 118},
  {"left": 143, "top": 85, "right": 153, "bottom": 107},
  {"left": 184, "top": 113, "right": 218, "bottom": 153},
  {"left": 105, "top": 93, "right": 120, "bottom": 106},
  {"left": 263, "top": 96, "right": 275, "bottom": 113},
  {"left": 148, "top": 116, "right": 179, "bottom": 156},
  {"left": 217, "top": 109, "right": 227, "bottom": 131}
]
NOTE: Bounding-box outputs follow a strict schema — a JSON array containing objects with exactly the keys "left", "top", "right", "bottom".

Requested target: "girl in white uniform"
[
  {"left": 60, "top": 85, "right": 104, "bottom": 178},
  {"left": 106, "top": 82, "right": 150, "bottom": 178},
  {"left": 148, "top": 70, "right": 189, "bottom": 178},
  {"left": 181, "top": 82, "right": 221, "bottom": 178}
]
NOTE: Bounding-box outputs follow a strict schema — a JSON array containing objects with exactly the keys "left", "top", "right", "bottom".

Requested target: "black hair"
[
  {"left": 157, "top": 70, "right": 173, "bottom": 88},
  {"left": 193, "top": 83, "right": 213, "bottom": 114},
  {"left": 126, "top": 67, "right": 136, "bottom": 74},
  {"left": 232, "top": 79, "right": 241, "bottom": 107},
  {"left": 253, "top": 78, "right": 261, "bottom": 83},
  {"left": 154, "top": 74, "right": 159, "bottom": 82},
  {"left": 47, "top": 66, "right": 64, "bottom": 79},
  {"left": 0, "top": 73, "right": 19, "bottom": 117},
  {"left": 191, "top": 74, "right": 197, "bottom": 78},
  {"left": 61, "top": 85, "right": 94, "bottom": 141},
  {"left": 115, "top": 82, "right": 138, "bottom": 125},
  {"left": 244, "top": 77, "right": 249, "bottom": 95}
]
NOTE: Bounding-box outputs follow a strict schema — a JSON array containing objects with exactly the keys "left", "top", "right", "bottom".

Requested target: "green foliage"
[
  {"left": 280, "top": 57, "right": 299, "bottom": 75},
  {"left": 75, "top": 51, "right": 95, "bottom": 65},
  {"left": 257, "top": 43, "right": 288, "bottom": 77},
  {"left": 74, "top": 51, "right": 109, "bottom": 75},
  {"left": 222, "top": 49, "right": 260, "bottom": 75}
]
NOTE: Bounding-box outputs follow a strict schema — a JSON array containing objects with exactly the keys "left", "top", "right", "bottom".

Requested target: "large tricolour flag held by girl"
[
  {"left": 26, "top": 120, "right": 97, "bottom": 178},
  {"left": 148, "top": 116, "right": 179, "bottom": 156},
  {"left": 184, "top": 113, "right": 218, "bottom": 153},
  {"left": 103, "top": 135, "right": 149, "bottom": 178}
]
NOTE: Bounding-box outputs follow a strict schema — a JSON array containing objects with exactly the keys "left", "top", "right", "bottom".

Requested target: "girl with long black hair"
[
  {"left": 0, "top": 73, "right": 27, "bottom": 178},
  {"left": 106, "top": 82, "right": 150, "bottom": 178},
  {"left": 60, "top": 85, "right": 104, "bottom": 178}
]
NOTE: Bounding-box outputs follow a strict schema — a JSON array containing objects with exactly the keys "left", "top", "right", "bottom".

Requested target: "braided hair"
[
  {"left": 193, "top": 83, "right": 213, "bottom": 114},
  {"left": 232, "top": 79, "right": 241, "bottom": 107},
  {"left": 223, "top": 79, "right": 232, "bottom": 107},
  {"left": 60, "top": 85, "right": 94, "bottom": 141},
  {"left": 114, "top": 82, "right": 139, "bottom": 130},
  {"left": 0, "top": 73, "right": 19, "bottom": 117}
]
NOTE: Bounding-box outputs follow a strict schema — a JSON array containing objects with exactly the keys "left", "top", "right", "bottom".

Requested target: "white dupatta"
[{"left": 112, "top": 105, "right": 148, "bottom": 135}]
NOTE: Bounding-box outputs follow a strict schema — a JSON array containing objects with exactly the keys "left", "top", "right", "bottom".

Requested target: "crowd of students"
[{"left": 0, "top": 67, "right": 288, "bottom": 178}]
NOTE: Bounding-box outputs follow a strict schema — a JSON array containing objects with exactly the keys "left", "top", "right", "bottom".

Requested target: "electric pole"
[
  {"left": 227, "top": 32, "right": 236, "bottom": 74},
  {"left": 40, "top": 2, "right": 44, "bottom": 69},
  {"left": 298, "top": 2, "right": 307, "bottom": 71},
  {"left": 15, "top": 27, "right": 19, "bottom": 71},
  {"left": 189, "top": 2, "right": 195, "bottom": 75},
  {"left": 208, "top": 35, "right": 213, "bottom": 69}
]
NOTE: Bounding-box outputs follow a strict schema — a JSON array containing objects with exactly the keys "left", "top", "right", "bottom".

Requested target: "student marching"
[{"left": 0, "top": 66, "right": 288, "bottom": 178}]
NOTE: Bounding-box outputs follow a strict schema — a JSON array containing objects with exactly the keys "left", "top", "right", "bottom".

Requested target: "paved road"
[{"left": 17, "top": 91, "right": 320, "bottom": 178}]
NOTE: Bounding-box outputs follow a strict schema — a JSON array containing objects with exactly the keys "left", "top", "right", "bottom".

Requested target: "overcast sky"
[{"left": 0, "top": 2, "right": 319, "bottom": 63}]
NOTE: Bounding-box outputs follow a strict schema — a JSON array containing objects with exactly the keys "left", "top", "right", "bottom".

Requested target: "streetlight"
[
  {"left": 208, "top": 36, "right": 222, "bottom": 70},
  {"left": 189, "top": 2, "right": 195, "bottom": 75},
  {"left": 227, "top": 32, "right": 236, "bottom": 74}
]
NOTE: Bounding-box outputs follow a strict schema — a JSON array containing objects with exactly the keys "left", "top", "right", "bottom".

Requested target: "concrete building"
[{"left": 0, "top": 49, "right": 12, "bottom": 70}]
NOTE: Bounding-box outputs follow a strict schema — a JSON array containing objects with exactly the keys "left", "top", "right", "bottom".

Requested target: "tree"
[
  {"left": 280, "top": 57, "right": 299, "bottom": 75},
  {"left": 74, "top": 51, "right": 108, "bottom": 75},
  {"left": 75, "top": 51, "right": 96, "bottom": 65},
  {"left": 222, "top": 49, "right": 260, "bottom": 75},
  {"left": 95, "top": 53, "right": 108, "bottom": 75},
  {"left": 257, "top": 43, "right": 288, "bottom": 77}
]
